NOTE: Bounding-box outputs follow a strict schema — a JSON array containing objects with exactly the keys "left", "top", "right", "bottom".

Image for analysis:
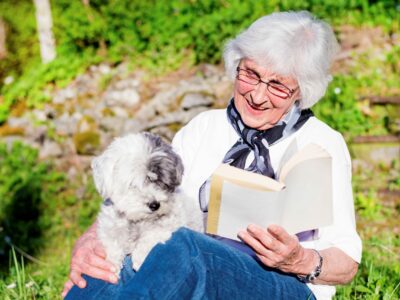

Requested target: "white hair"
[{"left": 223, "top": 11, "right": 339, "bottom": 108}]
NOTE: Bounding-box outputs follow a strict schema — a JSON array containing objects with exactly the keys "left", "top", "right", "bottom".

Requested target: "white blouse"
[{"left": 172, "top": 109, "right": 362, "bottom": 300}]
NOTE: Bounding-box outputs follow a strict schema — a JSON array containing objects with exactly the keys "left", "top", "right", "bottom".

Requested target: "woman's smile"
[{"left": 245, "top": 98, "right": 269, "bottom": 111}]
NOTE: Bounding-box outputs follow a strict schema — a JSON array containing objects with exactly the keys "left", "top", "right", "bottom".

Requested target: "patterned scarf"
[{"left": 199, "top": 98, "right": 313, "bottom": 212}]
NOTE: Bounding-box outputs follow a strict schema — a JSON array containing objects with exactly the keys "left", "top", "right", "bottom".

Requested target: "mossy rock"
[
  {"left": 77, "top": 115, "right": 98, "bottom": 133},
  {"left": 0, "top": 124, "right": 25, "bottom": 136},
  {"left": 73, "top": 131, "right": 100, "bottom": 155}
]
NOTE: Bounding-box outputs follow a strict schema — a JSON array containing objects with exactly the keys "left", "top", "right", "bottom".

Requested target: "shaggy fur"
[{"left": 92, "top": 132, "right": 203, "bottom": 273}]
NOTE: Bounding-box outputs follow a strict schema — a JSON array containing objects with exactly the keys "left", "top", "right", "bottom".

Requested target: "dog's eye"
[{"left": 148, "top": 201, "right": 160, "bottom": 212}]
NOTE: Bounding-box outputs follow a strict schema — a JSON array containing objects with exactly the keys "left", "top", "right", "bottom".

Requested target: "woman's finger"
[
  {"left": 267, "top": 224, "right": 297, "bottom": 246},
  {"left": 246, "top": 224, "right": 283, "bottom": 253},
  {"left": 80, "top": 261, "right": 119, "bottom": 284},
  {"left": 93, "top": 243, "right": 107, "bottom": 259},
  {"left": 69, "top": 269, "right": 86, "bottom": 288},
  {"left": 87, "top": 253, "right": 116, "bottom": 273},
  {"left": 61, "top": 280, "right": 74, "bottom": 298},
  {"left": 239, "top": 229, "right": 274, "bottom": 257}
]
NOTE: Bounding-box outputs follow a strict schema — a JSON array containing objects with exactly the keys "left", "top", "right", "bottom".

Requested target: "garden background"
[{"left": 0, "top": 0, "right": 399, "bottom": 299}]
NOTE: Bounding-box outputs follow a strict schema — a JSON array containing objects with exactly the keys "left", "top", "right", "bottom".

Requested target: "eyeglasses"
[{"left": 236, "top": 67, "right": 298, "bottom": 100}]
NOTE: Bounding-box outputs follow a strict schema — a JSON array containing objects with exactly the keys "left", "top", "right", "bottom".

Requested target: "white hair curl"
[{"left": 223, "top": 11, "right": 339, "bottom": 108}]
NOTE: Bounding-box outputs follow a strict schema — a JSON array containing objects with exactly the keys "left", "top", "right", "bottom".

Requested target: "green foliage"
[
  {"left": 0, "top": 248, "right": 36, "bottom": 300},
  {"left": 0, "top": 0, "right": 399, "bottom": 124},
  {"left": 0, "top": 141, "right": 101, "bottom": 297},
  {"left": 336, "top": 238, "right": 400, "bottom": 299},
  {"left": 0, "top": 141, "right": 67, "bottom": 267},
  {"left": 0, "top": 0, "right": 39, "bottom": 82},
  {"left": 0, "top": 51, "right": 99, "bottom": 123},
  {"left": 313, "top": 75, "right": 372, "bottom": 139},
  {"left": 0, "top": 142, "right": 46, "bottom": 260}
]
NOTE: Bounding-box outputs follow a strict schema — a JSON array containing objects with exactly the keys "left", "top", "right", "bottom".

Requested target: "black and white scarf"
[{"left": 199, "top": 98, "right": 313, "bottom": 212}]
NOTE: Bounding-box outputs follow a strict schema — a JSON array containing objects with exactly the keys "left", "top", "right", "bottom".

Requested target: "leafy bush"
[
  {"left": 0, "top": 141, "right": 64, "bottom": 265},
  {"left": 0, "top": 0, "right": 399, "bottom": 124},
  {"left": 313, "top": 75, "right": 372, "bottom": 139}
]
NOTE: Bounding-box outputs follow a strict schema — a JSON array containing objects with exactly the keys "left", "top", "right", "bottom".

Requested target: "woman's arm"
[
  {"left": 62, "top": 221, "right": 117, "bottom": 298},
  {"left": 238, "top": 224, "right": 358, "bottom": 285}
]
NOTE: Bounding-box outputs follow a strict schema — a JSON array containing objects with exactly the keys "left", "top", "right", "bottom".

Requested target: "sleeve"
[
  {"left": 172, "top": 112, "right": 205, "bottom": 176},
  {"left": 316, "top": 132, "right": 362, "bottom": 263},
  {"left": 171, "top": 111, "right": 212, "bottom": 195}
]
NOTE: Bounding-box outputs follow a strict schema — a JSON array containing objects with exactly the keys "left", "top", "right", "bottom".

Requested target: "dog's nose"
[{"left": 148, "top": 201, "right": 160, "bottom": 212}]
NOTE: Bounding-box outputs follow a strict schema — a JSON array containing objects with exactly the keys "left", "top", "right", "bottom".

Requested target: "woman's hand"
[
  {"left": 238, "top": 224, "right": 316, "bottom": 275},
  {"left": 61, "top": 222, "right": 118, "bottom": 298}
]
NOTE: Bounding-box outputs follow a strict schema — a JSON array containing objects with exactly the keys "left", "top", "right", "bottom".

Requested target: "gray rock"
[
  {"left": 181, "top": 92, "right": 214, "bottom": 111},
  {"left": 39, "top": 140, "right": 63, "bottom": 159},
  {"left": 144, "top": 107, "right": 208, "bottom": 131},
  {"left": 103, "top": 89, "right": 140, "bottom": 108},
  {"left": 25, "top": 125, "right": 48, "bottom": 145},
  {"left": 54, "top": 113, "right": 77, "bottom": 136},
  {"left": 99, "top": 117, "right": 126, "bottom": 133},
  {"left": 114, "top": 78, "right": 140, "bottom": 90},
  {"left": 7, "top": 117, "right": 30, "bottom": 128},
  {"left": 32, "top": 109, "right": 47, "bottom": 122},
  {"left": 121, "top": 119, "right": 143, "bottom": 135},
  {"left": 98, "top": 64, "right": 112, "bottom": 75},
  {"left": 135, "top": 78, "right": 212, "bottom": 122},
  {"left": 110, "top": 107, "right": 130, "bottom": 118},
  {"left": 53, "top": 86, "right": 77, "bottom": 104}
]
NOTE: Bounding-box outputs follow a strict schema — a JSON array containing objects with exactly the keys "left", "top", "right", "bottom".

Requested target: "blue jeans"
[{"left": 66, "top": 228, "right": 315, "bottom": 300}]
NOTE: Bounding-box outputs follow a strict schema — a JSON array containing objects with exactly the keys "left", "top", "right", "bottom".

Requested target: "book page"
[
  {"left": 206, "top": 145, "right": 333, "bottom": 239},
  {"left": 276, "top": 138, "right": 299, "bottom": 178},
  {"left": 279, "top": 144, "right": 330, "bottom": 182},
  {"left": 212, "top": 164, "right": 284, "bottom": 191},
  {"left": 215, "top": 181, "right": 283, "bottom": 241},
  {"left": 281, "top": 157, "right": 333, "bottom": 234}
]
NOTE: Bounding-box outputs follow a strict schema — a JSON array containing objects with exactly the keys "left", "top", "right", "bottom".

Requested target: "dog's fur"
[{"left": 92, "top": 132, "right": 203, "bottom": 273}]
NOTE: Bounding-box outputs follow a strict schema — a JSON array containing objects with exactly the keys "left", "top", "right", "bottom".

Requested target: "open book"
[{"left": 206, "top": 142, "right": 333, "bottom": 241}]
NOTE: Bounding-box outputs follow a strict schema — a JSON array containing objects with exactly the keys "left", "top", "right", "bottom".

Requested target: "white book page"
[
  {"left": 276, "top": 138, "right": 299, "bottom": 178},
  {"left": 281, "top": 157, "right": 333, "bottom": 234},
  {"left": 279, "top": 144, "right": 330, "bottom": 182},
  {"left": 217, "top": 180, "right": 283, "bottom": 241}
]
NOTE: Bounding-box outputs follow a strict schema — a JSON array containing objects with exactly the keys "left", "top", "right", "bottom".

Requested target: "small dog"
[{"left": 92, "top": 132, "right": 202, "bottom": 273}]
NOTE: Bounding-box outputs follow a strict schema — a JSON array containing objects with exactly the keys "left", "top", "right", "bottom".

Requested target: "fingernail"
[
  {"left": 109, "top": 275, "right": 118, "bottom": 283},
  {"left": 110, "top": 266, "right": 116, "bottom": 273},
  {"left": 248, "top": 224, "right": 256, "bottom": 232},
  {"left": 78, "top": 280, "right": 85, "bottom": 288}
]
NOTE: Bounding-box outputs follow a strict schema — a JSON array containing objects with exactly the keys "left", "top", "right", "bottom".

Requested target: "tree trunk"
[
  {"left": 0, "top": 17, "right": 7, "bottom": 60},
  {"left": 33, "top": 0, "right": 56, "bottom": 63}
]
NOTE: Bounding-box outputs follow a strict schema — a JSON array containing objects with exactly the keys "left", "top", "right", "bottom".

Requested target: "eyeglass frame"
[{"left": 236, "top": 66, "right": 298, "bottom": 100}]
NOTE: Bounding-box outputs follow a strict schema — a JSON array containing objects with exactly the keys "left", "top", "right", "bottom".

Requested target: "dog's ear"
[
  {"left": 144, "top": 133, "right": 184, "bottom": 193},
  {"left": 91, "top": 152, "right": 114, "bottom": 198}
]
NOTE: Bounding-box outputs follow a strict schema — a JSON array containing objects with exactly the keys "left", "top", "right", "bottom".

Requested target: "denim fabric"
[
  {"left": 66, "top": 228, "right": 316, "bottom": 300},
  {"left": 65, "top": 255, "right": 136, "bottom": 300}
]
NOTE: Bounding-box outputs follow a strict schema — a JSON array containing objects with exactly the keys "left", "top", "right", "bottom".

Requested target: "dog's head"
[{"left": 91, "top": 132, "right": 184, "bottom": 222}]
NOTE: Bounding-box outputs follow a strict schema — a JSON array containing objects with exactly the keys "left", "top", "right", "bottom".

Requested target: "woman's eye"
[{"left": 245, "top": 70, "right": 259, "bottom": 79}]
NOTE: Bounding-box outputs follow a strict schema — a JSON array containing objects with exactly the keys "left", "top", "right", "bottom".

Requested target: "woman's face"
[{"left": 233, "top": 58, "right": 300, "bottom": 130}]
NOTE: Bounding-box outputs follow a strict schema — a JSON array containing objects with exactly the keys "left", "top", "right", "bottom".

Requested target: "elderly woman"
[{"left": 63, "top": 11, "right": 361, "bottom": 300}]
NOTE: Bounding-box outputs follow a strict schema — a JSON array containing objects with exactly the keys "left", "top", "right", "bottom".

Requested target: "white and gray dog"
[{"left": 92, "top": 132, "right": 203, "bottom": 274}]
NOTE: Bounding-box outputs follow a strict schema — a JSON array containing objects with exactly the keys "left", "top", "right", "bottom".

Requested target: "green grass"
[{"left": 0, "top": 142, "right": 399, "bottom": 299}]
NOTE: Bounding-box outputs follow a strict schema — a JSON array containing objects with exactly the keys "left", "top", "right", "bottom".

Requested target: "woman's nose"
[{"left": 250, "top": 83, "right": 270, "bottom": 105}]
